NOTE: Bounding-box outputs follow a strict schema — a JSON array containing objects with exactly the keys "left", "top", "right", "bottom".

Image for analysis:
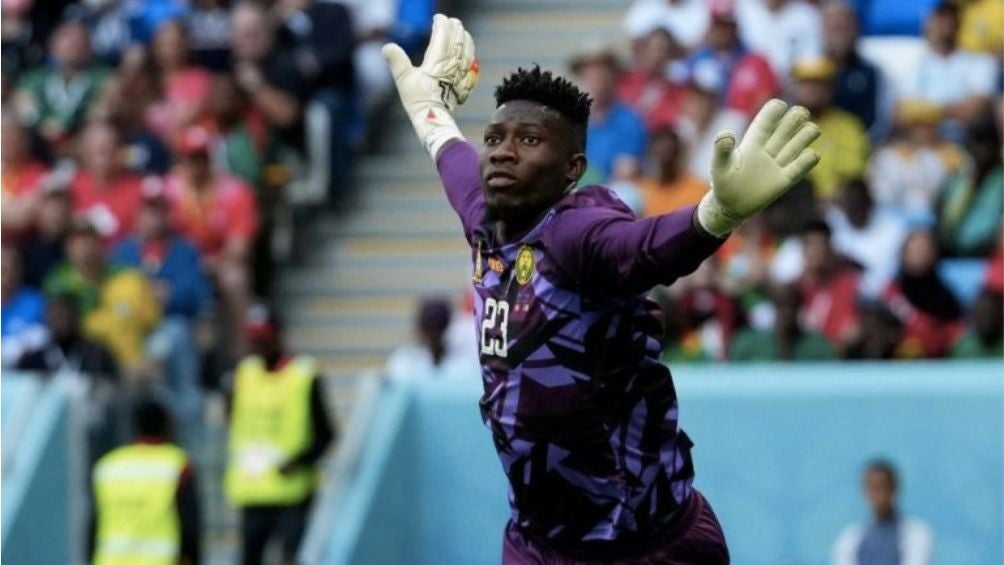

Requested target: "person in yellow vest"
[
  {"left": 225, "top": 304, "right": 335, "bottom": 565},
  {"left": 790, "top": 56, "right": 870, "bottom": 201},
  {"left": 89, "top": 398, "right": 201, "bottom": 565}
]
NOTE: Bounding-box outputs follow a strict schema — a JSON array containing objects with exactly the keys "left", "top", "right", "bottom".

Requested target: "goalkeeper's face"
[{"left": 480, "top": 100, "right": 586, "bottom": 220}]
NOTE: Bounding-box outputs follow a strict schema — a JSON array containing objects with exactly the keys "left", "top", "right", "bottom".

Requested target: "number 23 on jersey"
[{"left": 481, "top": 298, "right": 509, "bottom": 358}]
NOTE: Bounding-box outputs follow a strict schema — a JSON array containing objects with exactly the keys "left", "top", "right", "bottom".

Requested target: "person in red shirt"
[
  {"left": 883, "top": 229, "right": 966, "bottom": 358},
  {"left": 146, "top": 19, "right": 215, "bottom": 141},
  {"left": 165, "top": 125, "right": 258, "bottom": 356},
  {"left": 616, "top": 28, "right": 688, "bottom": 131},
  {"left": 1, "top": 117, "right": 49, "bottom": 237},
  {"left": 798, "top": 220, "right": 861, "bottom": 351},
  {"left": 70, "top": 121, "right": 145, "bottom": 244}
]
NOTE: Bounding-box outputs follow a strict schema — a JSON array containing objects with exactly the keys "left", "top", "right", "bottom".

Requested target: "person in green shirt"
[
  {"left": 729, "top": 283, "right": 836, "bottom": 361},
  {"left": 951, "top": 290, "right": 1004, "bottom": 358},
  {"left": 14, "top": 20, "right": 110, "bottom": 151},
  {"left": 939, "top": 117, "right": 1003, "bottom": 257}
]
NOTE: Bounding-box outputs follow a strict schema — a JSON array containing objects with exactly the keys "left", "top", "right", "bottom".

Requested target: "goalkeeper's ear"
[{"left": 382, "top": 43, "right": 412, "bottom": 78}]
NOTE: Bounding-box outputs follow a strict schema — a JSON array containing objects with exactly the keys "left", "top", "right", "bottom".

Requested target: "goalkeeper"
[{"left": 384, "top": 15, "right": 820, "bottom": 564}]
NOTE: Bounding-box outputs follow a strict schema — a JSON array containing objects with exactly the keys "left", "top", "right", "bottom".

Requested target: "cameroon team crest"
[{"left": 515, "top": 246, "right": 535, "bottom": 285}]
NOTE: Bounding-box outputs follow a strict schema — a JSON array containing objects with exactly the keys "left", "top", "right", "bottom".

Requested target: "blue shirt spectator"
[
  {"left": 586, "top": 103, "right": 647, "bottom": 182},
  {"left": 111, "top": 196, "right": 212, "bottom": 321},
  {"left": 823, "top": 1, "right": 890, "bottom": 139},
  {"left": 2, "top": 246, "right": 48, "bottom": 367}
]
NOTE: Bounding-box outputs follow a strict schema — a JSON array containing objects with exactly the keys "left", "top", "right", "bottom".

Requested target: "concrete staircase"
[{"left": 277, "top": 0, "right": 627, "bottom": 426}]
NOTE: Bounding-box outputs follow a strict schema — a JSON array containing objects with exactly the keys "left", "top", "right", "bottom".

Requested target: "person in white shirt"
[
  {"left": 833, "top": 459, "right": 933, "bottom": 565},
  {"left": 676, "top": 68, "right": 748, "bottom": 182},
  {"left": 826, "top": 179, "right": 908, "bottom": 298},
  {"left": 908, "top": 2, "right": 996, "bottom": 129},
  {"left": 736, "top": 0, "right": 823, "bottom": 77},
  {"left": 623, "top": 0, "right": 710, "bottom": 50},
  {"left": 385, "top": 297, "right": 476, "bottom": 382}
]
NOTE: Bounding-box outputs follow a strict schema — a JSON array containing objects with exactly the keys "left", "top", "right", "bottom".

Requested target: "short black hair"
[
  {"left": 133, "top": 398, "right": 172, "bottom": 439},
  {"left": 801, "top": 219, "right": 832, "bottom": 240},
  {"left": 865, "top": 458, "right": 899, "bottom": 491},
  {"left": 494, "top": 65, "right": 592, "bottom": 148}
]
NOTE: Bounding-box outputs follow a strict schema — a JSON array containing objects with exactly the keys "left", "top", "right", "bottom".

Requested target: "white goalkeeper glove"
[
  {"left": 382, "top": 14, "right": 479, "bottom": 158},
  {"left": 697, "top": 99, "right": 821, "bottom": 238}
]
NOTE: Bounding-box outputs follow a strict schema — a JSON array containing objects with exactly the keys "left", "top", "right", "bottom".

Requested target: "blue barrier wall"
[
  {"left": 2, "top": 377, "right": 74, "bottom": 565},
  {"left": 323, "top": 362, "right": 1002, "bottom": 565}
]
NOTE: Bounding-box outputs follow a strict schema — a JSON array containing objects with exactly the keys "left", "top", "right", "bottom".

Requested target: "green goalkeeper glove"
[
  {"left": 697, "top": 99, "right": 822, "bottom": 238},
  {"left": 382, "top": 14, "right": 479, "bottom": 158}
]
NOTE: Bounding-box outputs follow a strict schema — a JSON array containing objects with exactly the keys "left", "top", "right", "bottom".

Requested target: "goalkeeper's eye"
[
  {"left": 484, "top": 133, "right": 502, "bottom": 146},
  {"left": 520, "top": 135, "right": 540, "bottom": 146}
]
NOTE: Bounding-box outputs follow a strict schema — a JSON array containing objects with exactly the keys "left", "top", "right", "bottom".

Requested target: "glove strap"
[
  {"left": 696, "top": 191, "right": 744, "bottom": 238},
  {"left": 411, "top": 106, "right": 464, "bottom": 159}
]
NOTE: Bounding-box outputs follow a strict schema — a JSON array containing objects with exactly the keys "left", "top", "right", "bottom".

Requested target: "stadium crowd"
[
  {"left": 0, "top": 0, "right": 437, "bottom": 452},
  {"left": 568, "top": 0, "right": 1004, "bottom": 364}
]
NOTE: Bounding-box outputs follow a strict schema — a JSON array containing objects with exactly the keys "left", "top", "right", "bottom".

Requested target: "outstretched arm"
[
  {"left": 549, "top": 100, "right": 821, "bottom": 294},
  {"left": 383, "top": 14, "right": 483, "bottom": 239}
]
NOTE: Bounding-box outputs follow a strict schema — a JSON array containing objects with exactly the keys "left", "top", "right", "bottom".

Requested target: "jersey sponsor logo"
[
  {"left": 488, "top": 256, "right": 505, "bottom": 273},
  {"left": 515, "top": 246, "right": 535, "bottom": 285},
  {"left": 473, "top": 241, "right": 485, "bottom": 283}
]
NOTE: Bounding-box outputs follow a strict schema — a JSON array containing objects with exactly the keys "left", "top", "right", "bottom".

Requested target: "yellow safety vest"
[
  {"left": 93, "top": 443, "right": 187, "bottom": 565},
  {"left": 225, "top": 355, "right": 317, "bottom": 506}
]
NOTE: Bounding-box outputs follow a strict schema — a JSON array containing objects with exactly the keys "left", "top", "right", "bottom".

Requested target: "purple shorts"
[{"left": 502, "top": 489, "right": 730, "bottom": 564}]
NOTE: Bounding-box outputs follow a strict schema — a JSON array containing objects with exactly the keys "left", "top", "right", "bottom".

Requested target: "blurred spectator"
[
  {"left": 1, "top": 116, "right": 48, "bottom": 237},
  {"left": 843, "top": 300, "right": 903, "bottom": 360},
  {"left": 957, "top": 0, "right": 1004, "bottom": 56},
  {"left": 617, "top": 28, "right": 688, "bottom": 130},
  {"left": 938, "top": 117, "right": 1003, "bottom": 257},
  {"left": 637, "top": 125, "right": 708, "bottom": 217},
  {"left": 677, "top": 70, "right": 747, "bottom": 182},
  {"left": 17, "top": 292, "right": 122, "bottom": 456},
  {"left": 164, "top": 125, "right": 258, "bottom": 355},
  {"left": 386, "top": 297, "right": 474, "bottom": 382},
  {"left": 869, "top": 100, "right": 965, "bottom": 224},
  {"left": 654, "top": 287, "right": 711, "bottom": 362},
  {"left": 821, "top": 0, "right": 888, "bottom": 139},
  {"left": 736, "top": 0, "right": 822, "bottom": 77},
  {"left": 826, "top": 180, "right": 908, "bottom": 298},
  {"left": 832, "top": 459, "right": 933, "bottom": 565},
  {"left": 951, "top": 290, "right": 1004, "bottom": 358},
  {"left": 230, "top": 2, "right": 303, "bottom": 132},
  {"left": 908, "top": 2, "right": 996, "bottom": 132},
  {"left": 673, "top": 259, "right": 741, "bottom": 360},
  {"left": 623, "top": 0, "right": 711, "bottom": 50},
  {"left": 77, "top": 0, "right": 134, "bottom": 65},
  {"left": 21, "top": 188, "right": 72, "bottom": 287},
  {"left": 729, "top": 283, "right": 835, "bottom": 361},
  {"left": 89, "top": 398, "right": 201, "bottom": 565},
  {"left": 13, "top": 19, "right": 110, "bottom": 153},
  {"left": 16, "top": 293, "right": 118, "bottom": 380},
  {"left": 571, "top": 47, "right": 647, "bottom": 183},
  {"left": 766, "top": 180, "right": 822, "bottom": 284},
  {"left": 790, "top": 56, "right": 869, "bottom": 200},
  {"left": 212, "top": 74, "right": 286, "bottom": 198},
  {"left": 225, "top": 304, "right": 335, "bottom": 565},
  {"left": 146, "top": 19, "right": 214, "bottom": 141},
  {"left": 1, "top": 245, "right": 48, "bottom": 367},
  {"left": 43, "top": 222, "right": 161, "bottom": 372},
  {"left": 70, "top": 121, "right": 145, "bottom": 243},
  {"left": 884, "top": 229, "right": 966, "bottom": 358},
  {"left": 112, "top": 192, "right": 212, "bottom": 439},
  {"left": 798, "top": 221, "right": 860, "bottom": 350},
  {"left": 187, "top": 0, "right": 233, "bottom": 71},
  {"left": 685, "top": 0, "right": 780, "bottom": 119},
  {"left": 90, "top": 46, "right": 172, "bottom": 175}
]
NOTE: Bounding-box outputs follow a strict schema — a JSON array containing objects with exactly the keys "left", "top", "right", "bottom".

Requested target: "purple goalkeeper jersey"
[{"left": 436, "top": 140, "right": 724, "bottom": 551}]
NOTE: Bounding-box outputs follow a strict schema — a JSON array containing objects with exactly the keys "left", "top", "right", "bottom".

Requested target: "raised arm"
[
  {"left": 383, "top": 14, "right": 483, "bottom": 239},
  {"left": 550, "top": 99, "right": 822, "bottom": 294}
]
